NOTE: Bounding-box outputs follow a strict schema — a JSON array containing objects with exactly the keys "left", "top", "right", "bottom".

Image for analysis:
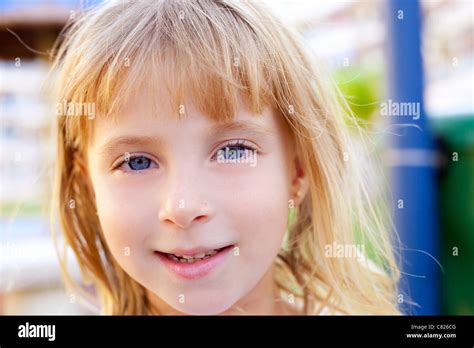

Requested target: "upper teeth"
[
  {"left": 182, "top": 253, "right": 206, "bottom": 259},
  {"left": 168, "top": 249, "right": 219, "bottom": 262}
]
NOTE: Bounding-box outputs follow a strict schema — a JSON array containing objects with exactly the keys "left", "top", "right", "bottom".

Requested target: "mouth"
[{"left": 154, "top": 244, "right": 235, "bottom": 280}]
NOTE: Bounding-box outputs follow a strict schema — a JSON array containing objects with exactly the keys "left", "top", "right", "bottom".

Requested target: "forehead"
[
  {"left": 88, "top": 85, "right": 290, "bottom": 150},
  {"left": 60, "top": 0, "right": 293, "bottom": 155}
]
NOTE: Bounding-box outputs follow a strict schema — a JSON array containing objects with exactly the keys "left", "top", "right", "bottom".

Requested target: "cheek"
[
  {"left": 216, "top": 159, "right": 290, "bottom": 266},
  {"left": 92, "top": 176, "right": 157, "bottom": 268}
]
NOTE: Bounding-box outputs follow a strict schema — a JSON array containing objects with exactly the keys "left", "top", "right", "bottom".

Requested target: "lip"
[{"left": 155, "top": 245, "right": 234, "bottom": 280}]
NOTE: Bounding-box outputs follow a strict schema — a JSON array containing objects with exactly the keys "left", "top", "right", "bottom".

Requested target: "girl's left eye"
[{"left": 211, "top": 140, "right": 258, "bottom": 161}]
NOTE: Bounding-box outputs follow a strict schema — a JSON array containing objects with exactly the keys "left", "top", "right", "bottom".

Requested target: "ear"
[{"left": 290, "top": 154, "right": 309, "bottom": 206}]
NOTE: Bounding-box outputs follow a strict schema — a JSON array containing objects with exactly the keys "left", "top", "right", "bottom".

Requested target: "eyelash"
[{"left": 112, "top": 140, "right": 259, "bottom": 173}]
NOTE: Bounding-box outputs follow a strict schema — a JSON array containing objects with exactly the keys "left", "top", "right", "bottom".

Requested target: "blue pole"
[{"left": 385, "top": 0, "right": 440, "bottom": 315}]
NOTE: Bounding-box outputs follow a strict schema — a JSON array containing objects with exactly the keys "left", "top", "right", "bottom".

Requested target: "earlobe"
[
  {"left": 292, "top": 177, "right": 308, "bottom": 205},
  {"left": 290, "top": 156, "right": 308, "bottom": 205}
]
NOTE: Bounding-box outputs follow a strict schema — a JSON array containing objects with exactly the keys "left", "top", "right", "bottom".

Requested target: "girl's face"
[{"left": 87, "top": 87, "right": 303, "bottom": 314}]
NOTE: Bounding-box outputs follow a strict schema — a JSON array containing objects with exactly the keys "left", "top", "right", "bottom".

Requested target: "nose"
[{"left": 158, "top": 177, "right": 213, "bottom": 230}]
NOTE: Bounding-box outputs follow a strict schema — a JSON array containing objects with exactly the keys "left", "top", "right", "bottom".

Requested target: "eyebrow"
[
  {"left": 210, "top": 120, "right": 274, "bottom": 137},
  {"left": 98, "top": 135, "right": 163, "bottom": 156},
  {"left": 98, "top": 120, "right": 273, "bottom": 156}
]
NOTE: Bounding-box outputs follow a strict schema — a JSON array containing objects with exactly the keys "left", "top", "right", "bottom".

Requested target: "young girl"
[{"left": 50, "top": 0, "right": 400, "bottom": 315}]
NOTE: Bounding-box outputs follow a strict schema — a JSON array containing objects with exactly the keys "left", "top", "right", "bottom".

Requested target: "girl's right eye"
[
  {"left": 114, "top": 155, "right": 158, "bottom": 172},
  {"left": 127, "top": 156, "right": 152, "bottom": 170}
]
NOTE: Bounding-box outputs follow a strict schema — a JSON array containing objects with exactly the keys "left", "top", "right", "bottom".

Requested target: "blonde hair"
[{"left": 50, "top": 0, "right": 400, "bottom": 315}]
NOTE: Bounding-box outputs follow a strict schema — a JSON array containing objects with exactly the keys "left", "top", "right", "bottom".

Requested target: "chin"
[{"left": 171, "top": 296, "right": 237, "bottom": 315}]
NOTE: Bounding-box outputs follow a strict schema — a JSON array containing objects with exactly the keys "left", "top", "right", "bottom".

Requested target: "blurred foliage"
[
  {"left": 333, "top": 66, "right": 384, "bottom": 129},
  {"left": 0, "top": 202, "right": 44, "bottom": 217}
]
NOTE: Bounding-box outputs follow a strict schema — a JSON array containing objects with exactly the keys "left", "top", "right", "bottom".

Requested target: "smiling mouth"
[
  {"left": 158, "top": 246, "right": 230, "bottom": 263},
  {"left": 155, "top": 245, "right": 234, "bottom": 262},
  {"left": 154, "top": 245, "right": 235, "bottom": 280}
]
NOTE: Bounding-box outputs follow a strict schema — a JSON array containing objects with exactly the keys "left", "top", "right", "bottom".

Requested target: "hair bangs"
[{"left": 61, "top": 0, "right": 276, "bottom": 131}]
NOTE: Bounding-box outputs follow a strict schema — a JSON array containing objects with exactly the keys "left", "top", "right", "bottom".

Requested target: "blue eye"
[
  {"left": 127, "top": 156, "right": 152, "bottom": 170},
  {"left": 218, "top": 146, "right": 249, "bottom": 160},
  {"left": 213, "top": 140, "right": 258, "bottom": 163}
]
